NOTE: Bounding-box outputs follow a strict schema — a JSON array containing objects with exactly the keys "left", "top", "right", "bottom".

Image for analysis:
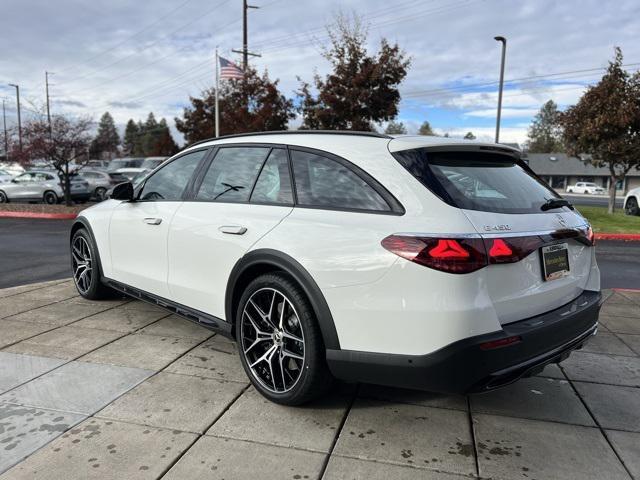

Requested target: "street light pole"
[
  {"left": 8, "top": 83, "right": 22, "bottom": 152},
  {"left": 2, "top": 99, "right": 8, "bottom": 162},
  {"left": 494, "top": 36, "right": 507, "bottom": 144}
]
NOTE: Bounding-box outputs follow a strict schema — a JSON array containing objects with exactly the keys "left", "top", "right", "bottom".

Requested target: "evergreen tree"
[
  {"left": 463, "top": 131, "right": 476, "bottom": 140},
  {"left": 418, "top": 121, "right": 435, "bottom": 136},
  {"left": 149, "top": 119, "right": 179, "bottom": 156},
  {"left": 89, "top": 112, "right": 120, "bottom": 159},
  {"left": 527, "top": 100, "right": 564, "bottom": 152},
  {"left": 384, "top": 121, "right": 407, "bottom": 134},
  {"left": 123, "top": 119, "right": 139, "bottom": 156}
]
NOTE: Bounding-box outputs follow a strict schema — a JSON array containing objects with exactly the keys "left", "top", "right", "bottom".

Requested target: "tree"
[
  {"left": 149, "top": 119, "right": 179, "bottom": 156},
  {"left": 418, "top": 121, "right": 435, "bottom": 136},
  {"left": 560, "top": 48, "right": 640, "bottom": 213},
  {"left": 464, "top": 131, "right": 476, "bottom": 140},
  {"left": 527, "top": 100, "right": 564, "bottom": 153},
  {"left": 16, "top": 114, "right": 93, "bottom": 206},
  {"left": 298, "top": 14, "right": 410, "bottom": 131},
  {"left": 384, "top": 121, "right": 407, "bottom": 135},
  {"left": 123, "top": 119, "right": 139, "bottom": 156},
  {"left": 89, "top": 112, "right": 120, "bottom": 159},
  {"left": 176, "top": 68, "right": 294, "bottom": 144}
]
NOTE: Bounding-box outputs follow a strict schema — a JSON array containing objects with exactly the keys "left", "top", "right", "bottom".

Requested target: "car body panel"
[{"left": 0, "top": 171, "right": 63, "bottom": 201}]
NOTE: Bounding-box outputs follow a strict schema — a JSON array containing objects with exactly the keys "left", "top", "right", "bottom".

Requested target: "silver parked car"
[
  {"left": 107, "top": 157, "right": 144, "bottom": 172},
  {"left": 0, "top": 169, "right": 13, "bottom": 184},
  {"left": 77, "top": 170, "right": 128, "bottom": 201},
  {"left": 0, "top": 170, "right": 64, "bottom": 204},
  {"left": 140, "top": 156, "right": 168, "bottom": 170}
]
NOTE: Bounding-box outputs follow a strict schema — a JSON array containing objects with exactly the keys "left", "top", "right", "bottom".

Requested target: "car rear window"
[{"left": 393, "top": 149, "right": 561, "bottom": 214}]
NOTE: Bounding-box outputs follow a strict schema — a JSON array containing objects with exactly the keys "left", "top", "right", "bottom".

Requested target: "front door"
[
  {"left": 167, "top": 146, "right": 294, "bottom": 320},
  {"left": 109, "top": 149, "right": 209, "bottom": 298}
]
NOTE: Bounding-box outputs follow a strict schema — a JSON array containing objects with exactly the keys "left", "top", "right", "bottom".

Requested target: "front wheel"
[
  {"left": 95, "top": 187, "right": 107, "bottom": 202},
  {"left": 0, "top": 191, "right": 8, "bottom": 203},
  {"left": 236, "top": 273, "right": 333, "bottom": 405},
  {"left": 625, "top": 197, "right": 640, "bottom": 216},
  {"left": 43, "top": 191, "right": 58, "bottom": 205},
  {"left": 567, "top": 188, "right": 573, "bottom": 193},
  {"left": 71, "top": 228, "right": 115, "bottom": 299}
]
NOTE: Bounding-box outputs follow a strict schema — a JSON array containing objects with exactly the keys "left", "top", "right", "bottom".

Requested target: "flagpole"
[{"left": 215, "top": 47, "right": 220, "bottom": 138}]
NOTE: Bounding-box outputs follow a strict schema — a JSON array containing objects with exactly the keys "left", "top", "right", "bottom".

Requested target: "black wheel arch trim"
[{"left": 226, "top": 248, "right": 341, "bottom": 350}]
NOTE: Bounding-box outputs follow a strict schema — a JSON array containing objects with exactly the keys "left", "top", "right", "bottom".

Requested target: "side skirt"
[{"left": 103, "top": 277, "right": 234, "bottom": 338}]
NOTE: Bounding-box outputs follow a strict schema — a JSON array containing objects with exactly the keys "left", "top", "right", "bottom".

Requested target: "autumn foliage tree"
[
  {"left": 560, "top": 48, "right": 640, "bottom": 213},
  {"left": 175, "top": 68, "right": 294, "bottom": 144},
  {"left": 298, "top": 14, "right": 410, "bottom": 131}
]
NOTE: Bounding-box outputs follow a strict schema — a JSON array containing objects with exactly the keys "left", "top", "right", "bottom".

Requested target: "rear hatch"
[{"left": 392, "top": 144, "right": 594, "bottom": 324}]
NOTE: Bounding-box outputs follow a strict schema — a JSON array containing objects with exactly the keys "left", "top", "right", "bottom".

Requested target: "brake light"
[
  {"left": 479, "top": 335, "right": 522, "bottom": 350},
  {"left": 487, "top": 237, "right": 542, "bottom": 264},
  {"left": 381, "top": 236, "right": 486, "bottom": 274},
  {"left": 488, "top": 239, "right": 512, "bottom": 258}
]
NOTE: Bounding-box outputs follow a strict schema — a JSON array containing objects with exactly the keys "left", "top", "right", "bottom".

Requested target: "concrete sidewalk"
[{"left": 0, "top": 279, "right": 639, "bottom": 479}]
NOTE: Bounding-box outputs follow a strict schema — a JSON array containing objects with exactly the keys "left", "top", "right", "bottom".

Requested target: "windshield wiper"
[{"left": 541, "top": 198, "right": 574, "bottom": 211}]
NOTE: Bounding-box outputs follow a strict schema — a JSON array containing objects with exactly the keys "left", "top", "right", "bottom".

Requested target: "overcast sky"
[{"left": 1, "top": 0, "right": 639, "bottom": 146}]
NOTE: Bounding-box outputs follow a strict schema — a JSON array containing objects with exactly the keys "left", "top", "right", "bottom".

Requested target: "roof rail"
[{"left": 187, "top": 130, "right": 392, "bottom": 148}]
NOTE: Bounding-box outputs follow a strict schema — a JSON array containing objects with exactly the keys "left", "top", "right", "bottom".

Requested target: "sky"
[{"left": 1, "top": 0, "right": 639, "bottom": 147}]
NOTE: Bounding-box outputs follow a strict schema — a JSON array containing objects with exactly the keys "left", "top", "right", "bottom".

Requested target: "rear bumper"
[{"left": 326, "top": 289, "right": 600, "bottom": 394}]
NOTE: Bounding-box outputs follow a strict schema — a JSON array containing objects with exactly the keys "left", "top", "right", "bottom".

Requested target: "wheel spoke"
[
  {"left": 281, "top": 330, "right": 303, "bottom": 343},
  {"left": 249, "top": 343, "right": 277, "bottom": 369},
  {"left": 282, "top": 348, "right": 304, "bottom": 361},
  {"left": 244, "top": 310, "right": 270, "bottom": 336},
  {"left": 243, "top": 334, "right": 271, "bottom": 355}
]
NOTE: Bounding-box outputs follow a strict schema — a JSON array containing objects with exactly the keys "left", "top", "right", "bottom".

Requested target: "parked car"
[
  {"left": 0, "top": 162, "right": 25, "bottom": 177},
  {"left": 107, "top": 157, "right": 144, "bottom": 172},
  {"left": 0, "top": 169, "right": 13, "bottom": 184},
  {"left": 140, "top": 156, "right": 168, "bottom": 171},
  {"left": 115, "top": 167, "right": 150, "bottom": 183},
  {"left": 0, "top": 170, "right": 64, "bottom": 204},
  {"left": 70, "top": 131, "right": 600, "bottom": 405},
  {"left": 565, "top": 182, "right": 605, "bottom": 194},
  {"left": 86, "top": 160, "right": 111, "bottom": 170},
  {"left": 624, "top": 186, "right": 640, "bottom": 216},
  {"left": 77, "top": 170, "right": 128, "bottom": 201}
]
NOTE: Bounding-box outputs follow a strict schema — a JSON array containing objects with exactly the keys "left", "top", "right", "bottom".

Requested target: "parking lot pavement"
[{"left": 0, "top": 281, "right": 639, "bottom": 479}]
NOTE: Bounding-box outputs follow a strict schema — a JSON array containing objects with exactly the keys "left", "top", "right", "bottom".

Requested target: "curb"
[
  {"left": 0, "top": 211, "right": 77, "bottom": 220},
  {"left": 594, "top": 233, "right": 640, "bottom": 241}
]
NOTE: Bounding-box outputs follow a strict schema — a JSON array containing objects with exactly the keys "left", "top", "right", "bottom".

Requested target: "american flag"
[{"left": 219, "top": 56, "right": 244, "bottom": 80}]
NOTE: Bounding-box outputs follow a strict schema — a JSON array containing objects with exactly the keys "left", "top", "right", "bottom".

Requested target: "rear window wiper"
[{"left": 541, "top": 198, "right": 574, "bottom": 211}]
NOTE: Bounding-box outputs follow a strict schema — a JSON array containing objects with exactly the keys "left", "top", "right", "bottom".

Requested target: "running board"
[{"left": 103, "top": 278, "right": 234, "bottom": 338}]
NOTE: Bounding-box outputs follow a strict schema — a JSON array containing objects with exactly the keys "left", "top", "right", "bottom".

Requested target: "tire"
[
  {"left": 95, "top": 187, "right": 107, "bottom": 202},
  {"left": 0, "top": 191, "right": 8, "bottom": 203},
  {"left": 236, "top": 272, "right": 333, "bottom": 405},
  {"left": 568, "top": 188, "right": 573, "bottom": 193},
  {"left": 70, "top": 228, "right": 115, "bottom": 300},
  {"left": 625, "top": 197, "right": 640, "bottom": 216},
  {"left": 43, "top": 190, "right": 58, "bottom": 205}
]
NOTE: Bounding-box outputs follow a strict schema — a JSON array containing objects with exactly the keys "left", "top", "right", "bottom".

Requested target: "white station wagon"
[{"left": 70, "top": 131, "right": 601, "bottom": 405}]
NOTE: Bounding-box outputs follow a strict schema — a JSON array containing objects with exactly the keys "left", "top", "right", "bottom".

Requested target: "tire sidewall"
[
  {"left": 44, "top": 191, "right": 57, "bottom": 204},
  {"left": 235, "top": 273, "right": 324, "bottom": 404},
  {"left": 95, "top": 187, "right": 106, "bottom": 201},
  {"left": 71, "top": 229, "right": 101, "bottom": 298},
  {"left": 0, "top": 191, "right": 7, "bottom": 203}
]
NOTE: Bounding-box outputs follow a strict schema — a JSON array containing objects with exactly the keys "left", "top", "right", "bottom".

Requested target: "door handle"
[
  {"left": 219, "top": 225, "right": 247, "bottom": 235},
  {"left": 143, "top": 217, "right": 162, "bottom": 225}
]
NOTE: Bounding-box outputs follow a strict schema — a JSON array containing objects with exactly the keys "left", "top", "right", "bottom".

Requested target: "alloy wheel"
[
  {"left": 626, "top": 198, "right": 639, "bottom": 216},
  {"left": 72, "top": 236, "right": 93, "bottom": 294},
  {"left": 44, "top": 192, "right": 57, "bottom": 204},
  {"left": 0, "top": 191, "right": 6, "bottom": 203},
  {"left": 240, "top": 288, "right": 306, "bottom": 394}
]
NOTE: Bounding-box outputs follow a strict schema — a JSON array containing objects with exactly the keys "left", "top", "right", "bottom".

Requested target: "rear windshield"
[{"left": 393, "top": 149, "right": 561, "bottom": 214}]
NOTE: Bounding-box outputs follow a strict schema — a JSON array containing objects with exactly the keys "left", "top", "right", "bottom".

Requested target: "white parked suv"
[
  {"left": 70, "top": 132, "right": 601, "bottom": 405},
  {"left": 566, "top": 182, "right": 605, "bottom": 194},
  {"left": 624, "top": 187, "right": 640, "bottom": 216}
]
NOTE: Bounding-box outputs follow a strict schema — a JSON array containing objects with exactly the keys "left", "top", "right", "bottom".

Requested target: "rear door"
[
  {"left": 394, "top": 148, "right": 595, "bottom": 324},
  {"left": 167, "top": 145, "right": 294, "bottom": 320},
  {"left": 108, "top": 149, "right": 208, "bottom": 298}
]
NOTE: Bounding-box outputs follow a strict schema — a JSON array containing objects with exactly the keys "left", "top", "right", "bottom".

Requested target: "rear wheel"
[
  {"left": 95, "top": 187, "right": 107, "bottom": 201},
  {"left": 236, "top": 273, "right": 333, "bottom": 405},
  {"left": 0, "top": 191, "right": 7, "bottom": 203},
  {"left": 625, "top": 197, "right": 640, "bottom": 216},
  {"left": 71, "top": 228, "right": 114, "bottom": 299},
  {"left": 567, "top": 188, "right": 573, "bottom": 193},
  {"left": 43, "top": 190, "right": 58, "bottom": 205}
]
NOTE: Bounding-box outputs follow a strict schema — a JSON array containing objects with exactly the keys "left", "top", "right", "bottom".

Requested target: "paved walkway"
[{"left": 0, "top": 279, "right": 638, "bottom": 479}]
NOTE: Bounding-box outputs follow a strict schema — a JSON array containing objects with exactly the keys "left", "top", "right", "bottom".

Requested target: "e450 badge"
[{"left": 483, "top": 224, "right": 512, "bottom": 232}]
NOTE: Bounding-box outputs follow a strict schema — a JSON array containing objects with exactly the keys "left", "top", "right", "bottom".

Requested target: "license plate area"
[{"left": 541, "top": 243, "right": 570, "bottom": 281}]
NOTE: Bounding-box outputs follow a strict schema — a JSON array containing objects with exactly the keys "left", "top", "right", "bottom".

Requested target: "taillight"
[
  {"left": 479, "top": 335, "right": 522, "bottom": 350},
  {"left": 381, "top": 235, "right": 487, "bottom": 274},
  {"left": 487, "top": 237, "right": 542, "bottom": 264}
]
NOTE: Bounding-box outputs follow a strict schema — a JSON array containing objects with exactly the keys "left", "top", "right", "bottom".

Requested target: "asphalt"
[
  {"left": 0, "top": 218, "right": 638, "bottom": 290},
  {"left": 563, "top": 193, "right": 624, "bottom": 208}
]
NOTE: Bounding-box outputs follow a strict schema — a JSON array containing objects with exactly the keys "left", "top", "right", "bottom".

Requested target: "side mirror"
[{"left": 110, "top": 182, "right": 134, "bottom": 201}]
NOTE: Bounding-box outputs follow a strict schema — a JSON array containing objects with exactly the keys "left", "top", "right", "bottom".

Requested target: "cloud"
[
  {"left": 108, "top": 101, "right": 143, "bottom": 109},
  {"left": 55, "top": 99, "right": 87, "bottom": 108}
]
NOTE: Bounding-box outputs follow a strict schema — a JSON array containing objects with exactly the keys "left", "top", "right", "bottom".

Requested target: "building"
[{"left": 525, "top": 153, "right": 640, "bottom": 194}]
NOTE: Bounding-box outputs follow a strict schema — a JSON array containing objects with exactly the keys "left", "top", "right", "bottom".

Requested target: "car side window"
[
  {"left": 291, "top": 150, "right": 391, "bottom": 212},
  {"left": 14, "top": 173, "right": 33, "bottom": 183},
  {"left": 196, "top": 147, "right": 270, "bottom": 202},
  {"left": 139, "top": 150, "right": 205, "bottom": 201},
  {"left": 250, "top": 149, "right": 293, "bottom": 205}
]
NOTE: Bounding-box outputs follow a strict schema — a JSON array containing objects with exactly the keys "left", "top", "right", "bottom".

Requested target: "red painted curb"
[
  {"left": 594, "top": 233, "right": 640, "bottom": 241},
  {"left": 0, "top": 211, "right": 77, "bottom": 220},
  {"left": 612, "top": 288, "right": 640, "bottom": 292}
]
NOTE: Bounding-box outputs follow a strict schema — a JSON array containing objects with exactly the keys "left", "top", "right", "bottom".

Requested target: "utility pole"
[
  {"left": 45, "top": 71, "right": 53, "bottom": 139},
  {"left": 2, "top": 99, "right": 8, "bottom": 162},
  {"left": 232, "top": 0, "right": 261, "bottom": 71},
  {"left": 8, "top": 84, "right": 21, "bottom": 152},
  {"left": 494, "top": 36, "right": 507, "bottom": 143}
]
